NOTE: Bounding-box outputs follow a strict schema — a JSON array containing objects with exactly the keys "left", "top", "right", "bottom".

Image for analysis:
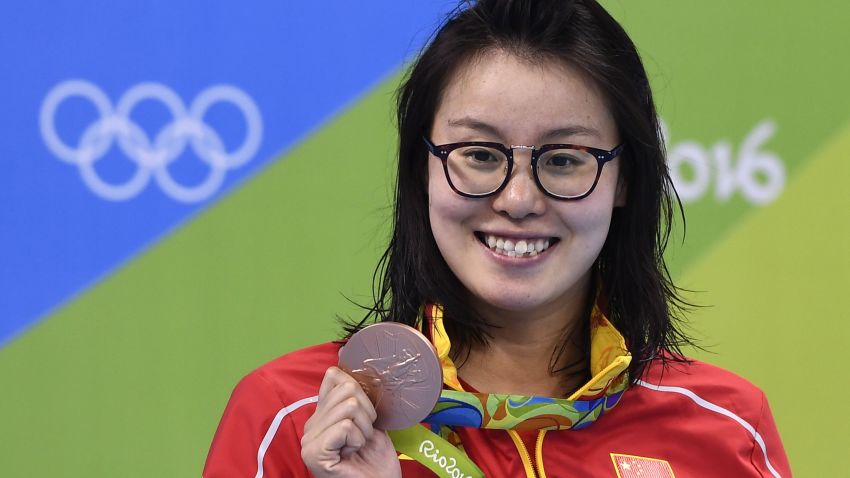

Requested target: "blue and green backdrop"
[{"left": 1, "top": 1, "right": 847, "bottom": 475}]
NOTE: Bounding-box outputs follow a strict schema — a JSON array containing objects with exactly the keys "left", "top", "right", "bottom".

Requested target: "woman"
[{"left": 204, "top": 1, "right": 791, "bottom": 476}]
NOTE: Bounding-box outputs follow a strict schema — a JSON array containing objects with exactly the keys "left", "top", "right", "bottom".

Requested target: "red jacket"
[{"left": 204, "top": 340, "right": 790, "bottom": 477}]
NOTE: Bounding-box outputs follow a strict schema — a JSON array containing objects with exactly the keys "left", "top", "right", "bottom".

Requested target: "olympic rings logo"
[{"left": 39, "top": 80, "right": 263, "bottom": 203}]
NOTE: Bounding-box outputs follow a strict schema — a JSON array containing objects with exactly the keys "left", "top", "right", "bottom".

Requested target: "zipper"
[
  {"left": 507, "top": 430, "right": 539, "bottom": 478},
  {"left": 535, "top": 430, "right": 548, "bottom": 478}
]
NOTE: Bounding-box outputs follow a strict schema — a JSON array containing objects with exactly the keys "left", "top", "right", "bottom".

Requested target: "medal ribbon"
[
  {"left": 424, "top": 375, "right": 628, "bottom": 430},
  {"left": 389, "top": 426, "right": 485, "bottom": 478},
  {"left": 423, "top": 298, "right": 631, "bottom": 429},
  {"left": 389, "top": 302, "right": 632, "bottom": 475}
]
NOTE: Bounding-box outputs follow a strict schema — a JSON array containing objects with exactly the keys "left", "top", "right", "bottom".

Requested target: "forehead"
[{"left": 433, "top": 49, "right": 616, "bottom": 143}]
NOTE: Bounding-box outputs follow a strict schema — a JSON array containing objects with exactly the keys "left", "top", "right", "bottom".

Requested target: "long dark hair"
[{"left": 347, "top": 0, "right": 695, "bottom": 382}]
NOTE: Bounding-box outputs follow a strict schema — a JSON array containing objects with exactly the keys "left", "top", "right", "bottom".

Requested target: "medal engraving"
[{"left": 339, "top": 323, "right": 443, "bottom": 430}]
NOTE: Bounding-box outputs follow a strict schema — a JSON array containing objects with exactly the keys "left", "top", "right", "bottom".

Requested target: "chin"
[
  {"left": 466, "top": 269, "right": 592, "bottom": 318},
  {"left": 471, "top": 287, "right": 556, "bottom": 314}
]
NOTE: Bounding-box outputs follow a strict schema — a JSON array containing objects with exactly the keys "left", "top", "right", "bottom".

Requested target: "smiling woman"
[
  {"left": 204, "top": 1, "right": 792, "bottom": 477},
  {"left": 426, "top": 52, "right": 625, "bottom": 397}
]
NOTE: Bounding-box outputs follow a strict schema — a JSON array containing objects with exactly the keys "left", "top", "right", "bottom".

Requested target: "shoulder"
[
  {"left": 602, "top": 356, "right": 791, "bottom": 477},
  {"left": 203, "top": 342, "right": 341, "bottom": 477},
  {"left": 245, "top": 341, "right": 342, "bottom": 404},
  {"left": 638, "top": 355, "right": 765, "bottom": 400},
  {"left": 630, "top": 355, "right": 768, "bottom": 432},
  {"left": 218, "top": 341, "right": 342, "bottom": 439}
]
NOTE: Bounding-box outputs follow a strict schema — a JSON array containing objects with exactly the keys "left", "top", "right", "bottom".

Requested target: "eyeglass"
[{"left": 423, "top": 137, "right": 624, "bottom": 200}]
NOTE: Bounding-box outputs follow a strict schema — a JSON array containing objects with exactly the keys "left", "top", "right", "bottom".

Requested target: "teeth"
[
  {"left": 482, "top": 233, "right": 554, "bottom": 258},
  {"left": 515, "top": 241, "right": 527, "bottom": 253}
]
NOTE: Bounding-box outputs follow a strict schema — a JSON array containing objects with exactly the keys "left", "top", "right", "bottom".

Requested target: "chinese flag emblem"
[{"left": 611, "top": 453, "right": 676, "bottom": 478}]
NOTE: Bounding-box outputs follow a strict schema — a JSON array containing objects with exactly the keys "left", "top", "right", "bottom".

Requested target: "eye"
[
  {"left": 465, "top": 149, "right": 499, "bottom": 163},
  {"left": 448, "top": 146, "right": 506, "bottom": 173},
  {"left": 543, "top": 153, "right": 581, "bottom": 168},
  {"left": 538, "top": 149, "right": 595, "bottom": 177}
]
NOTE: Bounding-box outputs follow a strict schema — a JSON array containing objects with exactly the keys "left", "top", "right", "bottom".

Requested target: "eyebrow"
[
  {"left": 447, "top": 117, "right": 504, "bottom": 138},
  {"left": 446, "top": 116, "right": 602, "bottom": 143}
]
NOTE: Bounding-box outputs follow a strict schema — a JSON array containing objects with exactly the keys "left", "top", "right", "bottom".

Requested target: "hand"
[{"left": 301, "top": 367, "right": 401, "bottom": 478}]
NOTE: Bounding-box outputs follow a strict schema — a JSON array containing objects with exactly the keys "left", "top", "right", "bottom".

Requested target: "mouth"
[{"left": 474, "top": 232, "right": 560, "bottom": 258}]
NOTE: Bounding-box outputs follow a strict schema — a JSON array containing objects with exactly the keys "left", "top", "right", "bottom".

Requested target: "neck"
[{"left": 454, "top": 285, "right": 591, "bottom": 398}]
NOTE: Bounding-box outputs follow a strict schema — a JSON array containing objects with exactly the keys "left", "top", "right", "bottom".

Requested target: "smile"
[{"left": 475, "top": 232, "right": 559, "bottom": 258}]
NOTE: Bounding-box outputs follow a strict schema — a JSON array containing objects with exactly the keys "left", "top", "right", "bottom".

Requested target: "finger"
[
  {"left": 355, "top": 429, "right": 399, "bottom": 465},
  {"left": 301, "top": 419, "right": 366, "bottom": 474},
  {"left": 339, "top": 445, "right": 358, "bottom": 460},
  {"left": 318, "top": 366, "right": 347, "bottom": 402},
  {"left": 334, "top": 418, "right": 367, "bottom": 453},
  {"left": 306, "top": 394, "right": 375, "bottom": 444},
  {"left": 316, "top": 372, "right": 377, "bottom": 423},
  {"left": 304, "top": 377, "right": 377, "bottom": 445},
  {"left": 319, "top": 418, "right": 367, "bottom": 461}
]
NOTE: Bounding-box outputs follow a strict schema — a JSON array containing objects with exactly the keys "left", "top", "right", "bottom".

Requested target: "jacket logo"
[{"left": 611, "top": 453, "right": 676, "bottom": 477}]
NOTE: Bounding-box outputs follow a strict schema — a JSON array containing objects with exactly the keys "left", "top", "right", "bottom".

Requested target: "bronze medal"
[{"left": 338, "top": 322, "right": 443, "bottom": 430}]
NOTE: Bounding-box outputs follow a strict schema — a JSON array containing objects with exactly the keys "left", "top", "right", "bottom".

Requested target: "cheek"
[
  {"left": 429, "top": 188, "right": 471, "bottom": 235},
  {"left": 428, "top": 161, "right": 465, "bottom": 240},
  {"left": 557, "top": 192, "right": 616, "bottom": 255},
  {"left": 564, "top": 206, "right": 612, "bottom": 239},
  {"left": 599, "top": 160, "right": 625, "bottom": 206}
]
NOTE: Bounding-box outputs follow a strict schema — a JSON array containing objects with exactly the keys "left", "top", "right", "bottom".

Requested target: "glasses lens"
[
  {"left": 536, "top": 148, "right": 599, "bottom": 198},
  {"left": 446, "top": 146, "right": 508, "bottom": 195}
]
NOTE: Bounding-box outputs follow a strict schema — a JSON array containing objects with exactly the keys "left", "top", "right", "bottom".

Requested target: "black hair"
[{"left": 346, "top": 0, "right": 695, "bottom": 383}]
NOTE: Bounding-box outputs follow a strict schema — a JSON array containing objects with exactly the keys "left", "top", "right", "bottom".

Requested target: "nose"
[{"left": 491, "top": 150, "right": 547, "bottom": 219}]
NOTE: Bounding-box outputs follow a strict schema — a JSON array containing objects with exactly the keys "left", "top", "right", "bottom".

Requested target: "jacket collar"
[{"left": 424, "top": 302, "right": 631, "bottom": 400}]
